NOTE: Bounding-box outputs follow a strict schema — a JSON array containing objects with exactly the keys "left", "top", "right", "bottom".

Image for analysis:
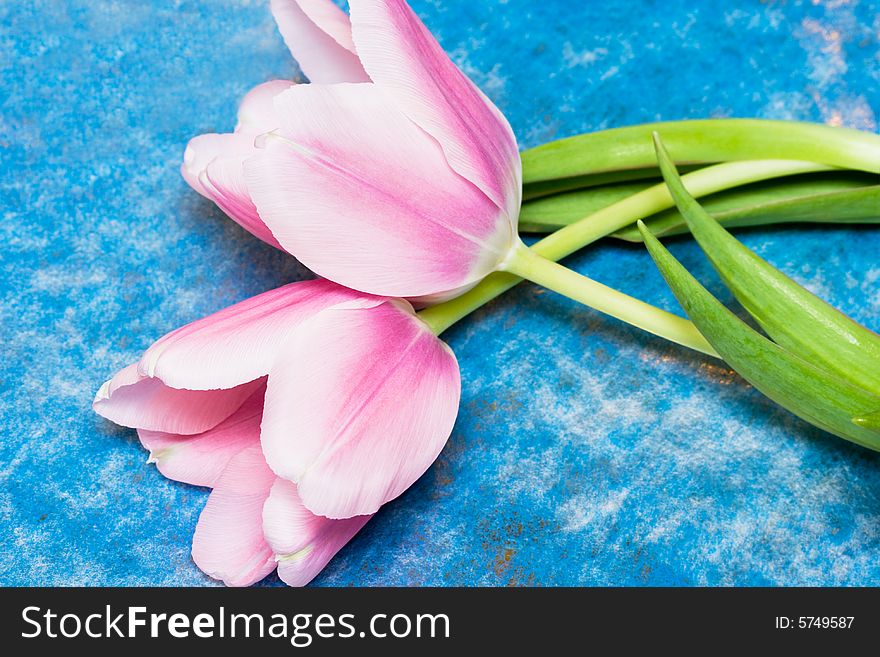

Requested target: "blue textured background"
[{"left": 2, "top": 0, "right": 879, "bottom": 586}]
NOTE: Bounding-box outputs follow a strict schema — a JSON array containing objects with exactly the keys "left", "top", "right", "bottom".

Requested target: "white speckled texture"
[{"left": 1, "top": 0, "right": 879, "bottom": 585}]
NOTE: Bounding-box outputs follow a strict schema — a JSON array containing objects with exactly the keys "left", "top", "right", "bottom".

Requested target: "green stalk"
[
  {"left": 498, "top": 243, "right": 718, "bottom": 356},
  {"left": 522, "top": 165, "right": 704, "bottom": 200},
  {"left": 419, "top": 159, "right": 826, "bottom": 334}
]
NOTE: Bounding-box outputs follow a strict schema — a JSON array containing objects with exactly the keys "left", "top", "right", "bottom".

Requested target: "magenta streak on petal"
[
  {"left": 303, "top": 317, "right": 423, "bottom": 474},
  {"left": 275, "top": 135, "right": 503, "bottom": 254},
  {"left": 140, "top": 279, "right": 384, "bottom": 391},
  {"left": 349, "top": 0, "right": 521, "bottom": 222},
  {"left": 260, "top": 299, "right": 461, "bottom": 518},
  {"left": 245, "top": 83, "right": 510, "bottom": 298},
  {"left": 144, "top": 283, "right": 316, "bottom": 361},
  {"left": 199, "top": 161, "right": 283, "bottom": 249}
]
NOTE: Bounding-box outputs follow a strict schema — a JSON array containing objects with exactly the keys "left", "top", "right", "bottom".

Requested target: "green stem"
[
  {"left": 529, "top": 160, "right": 828, "bottom": 261},
  {"left": 418, "top": 159, "right": 827, "bottom": 335},
  {"left": 501, "top": 243, "right": 719, "bottom": 356}
]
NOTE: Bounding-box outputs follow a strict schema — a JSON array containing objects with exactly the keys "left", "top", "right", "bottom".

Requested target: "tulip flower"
[
  {"left": 182, "top": 0, "right": 519, "bottom": 301},
  {"left": 94, "top": 278, "right": 460, "bottom": 585},
  {"left": 240, "top": 0, "right": 520, "bottom": 299},
  {"left": 175, "top": 0, "right": 702, "bottom": 356},
  {"left": 186, "top": 0, "right": 880, "bottom": 312}
]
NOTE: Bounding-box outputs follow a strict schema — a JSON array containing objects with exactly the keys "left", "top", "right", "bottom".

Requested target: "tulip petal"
[
  {"left": 263, "top": 479, "right": 371, "bottom": 586},
  {"left": 271, "top": 0, "right": 370, "bottom": 83},
  {"left": 140, "top": 279, "right": 383, "bottom": 391},
  {"left": 182, "top": 81, "right": 293, "bottom": 247},
  {"left": 182, "top": 81, "right": 292, "bottom": 195},
  {"left": 261, "top": 299, "right": 461, "bottom": 518},
  {"left": 93, "top": 363, "right": 263, "bottom": 435},
  {"left": 137, "top": 385, "right": 265, "bottom": 487},
  {"left": 200, "top": 157, "right": 282, "bottom": 248},
  {"left": 349, "top": 0, "right": 521, "bottom": 218},
  {"left": 245, "top": 83, "right": 512, "bottom": 297},
  {"left": 192, "top": 443, "right": 278, "bottom": 587},
  {"left": 235, "top": 79, "right": 295, "bottom": 130},
  {"left": 181, "top": 133, "right": 241, "bottom": 198}
]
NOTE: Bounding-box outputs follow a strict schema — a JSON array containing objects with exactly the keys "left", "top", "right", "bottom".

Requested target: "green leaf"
[
  {"left": 653, "top": 132, "right": 880, "bottom": 397},
  {"left": 853, "top": 411, "right": 880, "bottom": 430},
  {"left": 522, "top": 165, "right": 704, "bottom": 201},
  {"left": 521, "top": 172, "right": 879, "bottom": 234},
  {"left": 638, "top": 221, "right": 880, "bottom": 451},
  {"left": 520, "top": 180, "right": 652, "bottom": 231},
  {"left": 521, "top": 118, "right": 880, "bottom": 187},
  {"left": 614, "top": 180, "right": 880, "bottom": 241}
]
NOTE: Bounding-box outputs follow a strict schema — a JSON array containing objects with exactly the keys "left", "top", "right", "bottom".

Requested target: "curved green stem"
[
  {"left": 418, "top": 159, "right": 828, "bottom": 335},
  {"left": 528, "top": 160, "right": 829, "bottom": 261},
  {"left": 501, "top": 243, "right": 719, "bottom": 356}
]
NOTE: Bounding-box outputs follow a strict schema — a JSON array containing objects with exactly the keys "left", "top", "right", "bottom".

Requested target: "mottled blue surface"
[{"left": 2, "top": 0, "right": 879, "bottom": 586}]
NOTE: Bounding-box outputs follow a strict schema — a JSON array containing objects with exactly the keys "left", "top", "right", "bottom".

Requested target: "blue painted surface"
[{"left": 2, "top": 0, "right": 879, "bottom": 586}]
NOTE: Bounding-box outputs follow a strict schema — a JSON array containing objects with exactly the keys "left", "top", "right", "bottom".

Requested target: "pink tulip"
[
  {"left": 93, "top": 279, "right": 461, "bottom": 585},
  {"left": 185, "top": 0, "right": 521, "bottom": 299}
]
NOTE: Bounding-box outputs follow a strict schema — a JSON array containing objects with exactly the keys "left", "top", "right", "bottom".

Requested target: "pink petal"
[
  {"left": 349, "top": 0, "right": 521, "bottom": 219},
  {"left": 140, "top": 279, "right": 383, "bottom": 391},
  {"left": 182, "top": 81, "right": 292, "bottom": 194},
  {"left": 137, "top": 385, "right": 265, "bottom": 487},
  {"left": 200, "top": 156, "right": 282, "bottom": 248},
  {"left": 245, "top": 83, "right": 513, "bottom": 298},
  {"left": 182, "top": 80, "right": 293, "bottom": 247},
  {"left": 181, "top": 132, "right": 240, "bottom": 198},
  {"left": 235, "top": 79, "right": 295, "bottom": 130},
  {"left": 271, "top": 0, "right": 370, "bottom": 83},
  {"left": 93, "top": 363, "right": 263, "bottom": 435},
  {"left": 191, "top": 443, "right": 278, "bottom": 587},
  {"left": 263, "top": 479, "right": 371, "bottom": 586},
  {"left": 261, "top": 299, "right": 461, "bottom": 518}
]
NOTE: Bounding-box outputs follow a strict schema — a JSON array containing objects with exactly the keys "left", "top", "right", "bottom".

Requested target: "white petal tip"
[{"left": 94, "top": 379, "right": 112, "bottom": 403}]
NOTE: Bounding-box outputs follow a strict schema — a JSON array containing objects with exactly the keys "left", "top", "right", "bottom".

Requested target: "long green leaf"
[
  {"left": 521, "top": 165, "right": 704, "bottom": 201},
  {"left": 617, "top": 182, "right": 880, "bottom": 241},
  {"left": 521, "top": 119, "right": 880, "bottom": 189},
  {"left": 653, "top": 132, "right": 880, "bottom": 396},
  {"left": 638, "top": 221, "right": 880, "bottom": 450},
  {"left": 853, "top": 411, "right": 880, "bottom": 429},
  {"left": 520, "top": 181, "right": 653, "bottom": 231},
  {"left": 520, "top": 172, "right": 878, "bottom": 233}
]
